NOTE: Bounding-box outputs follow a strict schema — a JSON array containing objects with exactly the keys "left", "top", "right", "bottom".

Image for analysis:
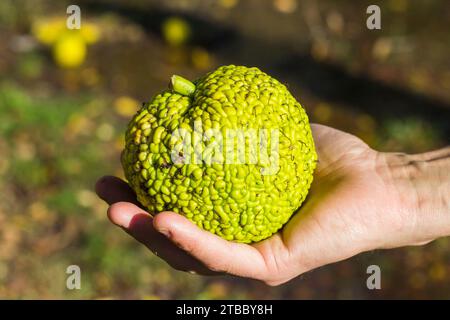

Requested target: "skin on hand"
[{"left": 95, "top": 124, "right": 450, "bottom": 286}]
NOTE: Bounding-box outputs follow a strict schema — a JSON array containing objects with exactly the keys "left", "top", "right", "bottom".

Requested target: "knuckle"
[
  {"left": 204, "top": 261, "right": 227, "bottom": 273},
  {"left": 263, "top": 278, "right": 286, "bottom": 287},
  {"left": 260, "top": 273, "right": 291, "bottom": 286}
]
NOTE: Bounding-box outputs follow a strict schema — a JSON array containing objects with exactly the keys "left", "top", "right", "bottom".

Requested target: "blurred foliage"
[{"left": 0, "top": 0, "right": 449, "bottom": 299}]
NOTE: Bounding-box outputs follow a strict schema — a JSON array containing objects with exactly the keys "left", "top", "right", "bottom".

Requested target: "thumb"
[{"left": 153, "top": 212, "right": 268, "bottom": 279}]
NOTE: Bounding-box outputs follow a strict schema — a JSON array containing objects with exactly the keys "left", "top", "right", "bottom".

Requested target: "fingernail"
[{"left": 158, "top": 228, "right": 172, "bottom": 238}]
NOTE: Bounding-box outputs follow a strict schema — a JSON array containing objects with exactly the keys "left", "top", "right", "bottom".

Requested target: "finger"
[
  {"left": 153, "top": 212, "right": 269, "bottom": 279},
  {"left": 310, "top": 123, "right": 333, "bottom": 142},
  {"left": 310, "top": 123, "right": 341, "bottom": 160},
  {"left": 310, "top": 123, "right": 334, "bottom": 172},
  {"left": 310, "top": 123, "right": 369, "bottom": 173},
  {"left": 95, "top": 176, "right": 138, "bottom": 205},
  {"left": 107, "top": 201, "right": 216, "bottom": 275}
]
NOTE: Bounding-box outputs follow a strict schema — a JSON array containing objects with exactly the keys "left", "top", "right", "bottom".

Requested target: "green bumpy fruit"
[{"left": 122, "top": 65, "right": 317, "bottom": 243}]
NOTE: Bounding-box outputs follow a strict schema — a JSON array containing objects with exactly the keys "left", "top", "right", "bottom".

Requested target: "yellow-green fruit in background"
[
  {"left": 52, "top": 33, "right": 86, "bottom": 68},
  {"left": 33, "top": 18, "right": 100, "bottom": 69},
  {"left": 122, "top": 65, "right": 317, "bottom": 243},
  {"left": 161, "top": 17, "right": 191, "bottom": 46}
]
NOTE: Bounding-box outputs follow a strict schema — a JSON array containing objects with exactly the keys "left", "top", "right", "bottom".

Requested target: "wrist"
[
  {"left": 376, "top": 148, "right": 450, "bottom": 245},
  {"left": 376, "top": 152, "right": 420, "bottom": 212}
]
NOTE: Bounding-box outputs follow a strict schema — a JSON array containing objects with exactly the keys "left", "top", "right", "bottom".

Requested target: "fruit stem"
[{"left": 170, "top": 75, "right": 196, "bottom": 96}]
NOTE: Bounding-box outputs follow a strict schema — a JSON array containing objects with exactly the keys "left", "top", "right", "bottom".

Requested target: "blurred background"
[{"left": 0, "top": 0, "right": 449, "bottom": 299}]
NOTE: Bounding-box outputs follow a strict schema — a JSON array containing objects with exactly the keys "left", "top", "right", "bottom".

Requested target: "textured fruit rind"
[{"left": 122, "top": 65, "right": 317, "bottom": 243}]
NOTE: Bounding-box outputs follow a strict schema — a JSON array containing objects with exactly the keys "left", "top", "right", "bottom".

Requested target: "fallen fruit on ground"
[{"left": 122, "top": 65, "right": 317, "bottom": 243}]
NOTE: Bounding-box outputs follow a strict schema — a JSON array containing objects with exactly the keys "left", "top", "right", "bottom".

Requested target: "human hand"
[{"left": 95, "top": 124, "right": 450, "bottom": 285}]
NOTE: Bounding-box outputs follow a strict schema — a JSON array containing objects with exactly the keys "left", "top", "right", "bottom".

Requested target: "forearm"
[{"left": 378, "top": 147, "right": 450, "bottom": 244}]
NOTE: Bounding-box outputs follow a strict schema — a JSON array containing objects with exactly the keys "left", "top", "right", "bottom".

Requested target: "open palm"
[{"left": 96, "top": 124, "right": 413, "bottom": 285}]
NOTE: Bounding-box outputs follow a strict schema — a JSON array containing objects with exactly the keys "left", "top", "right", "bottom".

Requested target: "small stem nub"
[{"left": 170, "top": 75, "right": 196, "bottom": 96}]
